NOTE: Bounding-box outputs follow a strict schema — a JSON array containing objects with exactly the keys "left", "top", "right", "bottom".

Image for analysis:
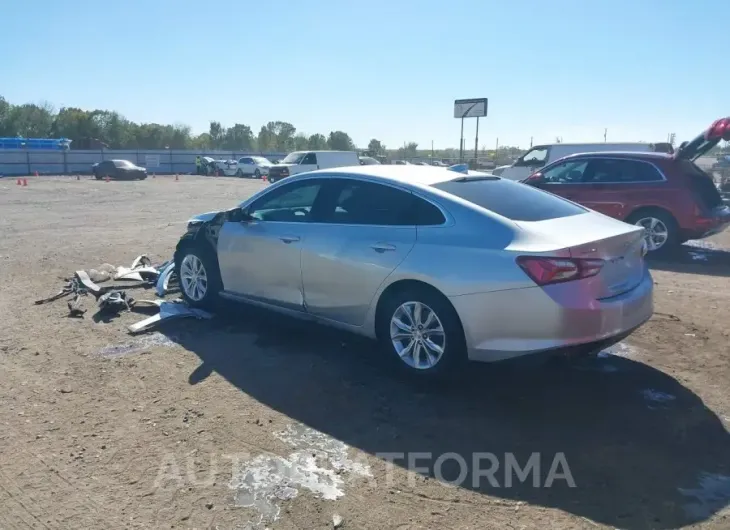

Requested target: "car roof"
[
  {"left": 301, "top": 164, "right": 487, "bottom": 188},
  {"left": 558, "top": 151, "right": 672, "bottom": 162}
]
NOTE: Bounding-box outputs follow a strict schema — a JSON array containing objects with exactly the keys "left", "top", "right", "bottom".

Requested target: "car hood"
[
  {"left": 187, "top": 211, "right": 220, "bottom": 224},
  {"left": 271, "top": 163, "right": 295, "bottom": 169}
]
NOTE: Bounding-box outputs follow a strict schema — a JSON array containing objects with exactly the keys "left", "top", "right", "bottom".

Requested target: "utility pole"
[
  {"left": 431, "top": 140, "right": 434, "bottom": 161},
  {"left": 474, "top": 117, "right": 479, "bottom": 165},
  {"left": 530, "top": 136, "right": 533, "bottom": 148},
  {"left": 604, "top": 128, "right": 607, "bottom": 142}
]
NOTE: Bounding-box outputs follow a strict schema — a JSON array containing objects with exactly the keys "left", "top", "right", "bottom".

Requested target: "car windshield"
[
  {"left": 253, "top": 157, "right": 272, "bottom": 165},
  {"left": 113, "top": 160, "right": 135, "bottom": 168},
  {"left": 432, "top": 177, "right": 586, "bottom": 222},
  {"left": 281, "top": 152, "right": 306, "bottom": 164}
]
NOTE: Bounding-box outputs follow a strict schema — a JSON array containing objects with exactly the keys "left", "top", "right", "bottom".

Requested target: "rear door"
[
  {"left": 577, "top": 157, "right": 667, "bottom": 220},
  {"left": 299, "top": 178, "right": 417, "bottom": 327}
]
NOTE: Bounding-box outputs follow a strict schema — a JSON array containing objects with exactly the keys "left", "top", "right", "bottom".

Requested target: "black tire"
[
  {"left": 376, "top": 286, "right": 467, "bottom": 379},
  {"left": 236, "top": 169, "right": 244, "bottom": 177},
  {"left": 626, "top": 208, "right": 678, "bottom": 255},
  {"left": 267, "top": 175, "right": 276, "bottom": 183},
  {"left": 174, "top": 242, "right": 222, "bottom": 310},
  {"left": 254, "top": 169, "right": 261, "bottom": 179},
  {"left": 94, "top": 171, "right": 101, "bottom": 180}
]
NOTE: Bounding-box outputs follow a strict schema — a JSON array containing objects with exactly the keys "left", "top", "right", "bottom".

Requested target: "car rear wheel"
[
  {"left": 377, "top": 287, "right": 466, "bottom": 379},
  {"left": 236, "top": 169, "right": 243, "bottom": 177},
  {"left": 627, "top": 209, "right": 677, "bottom": 254},
  {"left": 175, "top": 244, "right": 222, "bottom": 309}
]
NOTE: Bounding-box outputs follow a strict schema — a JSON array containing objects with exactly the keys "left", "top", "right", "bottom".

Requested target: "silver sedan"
[{"left": 174, "top": 165, "right": 653, "bottom": 377}]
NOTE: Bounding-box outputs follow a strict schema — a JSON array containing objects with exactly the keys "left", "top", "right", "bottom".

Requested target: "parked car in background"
[
  {"left": 202, "top": 157, "right": 239, "bottom": 176},
  {"left": 359, "top": 156, "right": 381, "bottom": 165},
  {"left": 493, "top": 142, "right": 674, "bottom": 181},
  {"left": 236, "top": 156, "right": 273, "bottom": 178},
  {"left": 266, "top": 150, "right": 360, "bottom": 183},
  {"left": 524, "top": 118, "right": 730, "bottom": 253},
  {"left": 92, "top": 160, "right": 147, "bottom": 180},
  {"left": 174, "top": 165, "right": 653, "bottom": 378}
]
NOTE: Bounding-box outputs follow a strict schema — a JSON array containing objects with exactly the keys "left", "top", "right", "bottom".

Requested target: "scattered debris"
[
  {"left": 67, "top": 294, "right": 86, "bottom": 318},
  {"left": 128, "top": 301, "right": 212, "bottom": 334},
  {"left": 98, "top": 290, "right": 134, "bottom": 316},
  {"left": 34, "top": 254, "right": 177, "bottom": 318},
  {"left": 333, "top": 513, "right": 344, "bottom": 528},
  {"left": 155, "top": 260, "right": 176, "bottom": 297}
]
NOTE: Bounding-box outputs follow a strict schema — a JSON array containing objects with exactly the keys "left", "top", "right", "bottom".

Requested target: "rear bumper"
[
  {"left": 680, "top": 206, "right": 730, "bottom": 240},
  {"left": 450, "top": 268, "right": 654, "bottom": 363}
]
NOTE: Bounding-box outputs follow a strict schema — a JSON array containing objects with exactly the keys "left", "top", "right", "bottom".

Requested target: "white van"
[
  {"left": 493, "top": 142, "right": 673, "bottom": 181},
  {"left": 267, "top": 150, "right": 360, "bottom": 182}
]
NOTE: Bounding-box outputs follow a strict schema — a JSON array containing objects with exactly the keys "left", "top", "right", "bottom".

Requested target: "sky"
[{"left": 0, "top": 0, "right": 726, "bottom": 150}]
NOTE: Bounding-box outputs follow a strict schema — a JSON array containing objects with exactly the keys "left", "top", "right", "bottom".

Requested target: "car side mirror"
[
  {"left": 234, "top": 208, "right": 254, "bottom": 223},
  {"left": 524, "top": 172, "right": 544, "bottom": 185}
]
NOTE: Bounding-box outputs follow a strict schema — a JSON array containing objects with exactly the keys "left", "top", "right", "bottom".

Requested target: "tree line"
[
  {"left": 0, "top": 95, "right": 372, "bottom": 153},
  {"left": 0, "top": 95, "right": 534, "bottom": 160}
]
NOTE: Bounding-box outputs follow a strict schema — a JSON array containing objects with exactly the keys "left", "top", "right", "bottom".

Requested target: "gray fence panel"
[{"left": 0, "top": 149, "right": 292, "bottom": 175}]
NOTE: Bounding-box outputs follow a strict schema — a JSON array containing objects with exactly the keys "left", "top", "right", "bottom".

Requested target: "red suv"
[{"left": 524, "top": 118, "right": 730, "bottom": 253}]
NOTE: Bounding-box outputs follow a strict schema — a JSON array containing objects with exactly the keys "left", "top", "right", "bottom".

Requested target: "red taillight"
[
  {"left": 516, "top": 256, "right": 605, "bottom": 286},
  {"left": 706, "top": 117, "right": 730, "bottom": 141}
]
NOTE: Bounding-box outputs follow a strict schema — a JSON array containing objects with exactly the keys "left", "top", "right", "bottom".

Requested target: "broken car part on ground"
[{"left": 33, "top": 254, "right": 211, "bottom": 332}]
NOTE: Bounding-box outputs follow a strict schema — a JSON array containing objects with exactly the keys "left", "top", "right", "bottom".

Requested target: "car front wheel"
[
  {"left": 377, "top": 287, "right": 466, "bottom": 379},
  {"left": 175, "top": 245, "right": 222, "bottom": 309},
  {"left": 254, "top": 169, "right": 261, "bottom": 179}
]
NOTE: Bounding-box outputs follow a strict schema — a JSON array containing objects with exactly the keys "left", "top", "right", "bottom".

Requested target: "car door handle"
[
  {"left": 279, "top": 235, "right": 300, "bottom": 244},
  {"left": 371, "top": 243, "right": 396, "bottom": 253}
]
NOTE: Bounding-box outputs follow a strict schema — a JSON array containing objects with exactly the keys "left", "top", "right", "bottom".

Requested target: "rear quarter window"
[{"left": 432, "top": 178, "right": 587, "bottom": 222}]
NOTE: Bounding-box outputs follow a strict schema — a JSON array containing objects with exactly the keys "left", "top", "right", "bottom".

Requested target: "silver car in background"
[{"left": 174, "top": 165, "right": 653, "bottom": 378}]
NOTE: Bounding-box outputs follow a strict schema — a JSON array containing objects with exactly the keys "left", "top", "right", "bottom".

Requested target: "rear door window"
[
  {"left": 432, "top": 178, "right": 586, "bottom": 221},
  {"left": 583, "top": 158, "right": 663, "bottom": 183},
  {"left": 302, "top": 153, "right": 317, "bottom": 165},
  {"left": 322, "top": 180, "right": 418, "bottom": 225}
]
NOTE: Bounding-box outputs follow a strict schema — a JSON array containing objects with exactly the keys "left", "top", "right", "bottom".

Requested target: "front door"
[
  {"left": 300, "top": 178, "right": 417, "bottom": 327},
  {"left": 217, "top": 179, "right": 325, "bottom": 310},
  {"left": 532, "top": 158, "right": 589, "bottom": 204}
]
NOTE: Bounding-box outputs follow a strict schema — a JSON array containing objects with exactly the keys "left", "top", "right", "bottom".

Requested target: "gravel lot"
[{"left": 1, "top": 175, "right": 729, "bottom": 530}]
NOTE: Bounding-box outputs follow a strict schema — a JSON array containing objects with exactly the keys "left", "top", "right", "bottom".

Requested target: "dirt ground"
[{"left": 0, "top": 175, "right": 728, "bottom": 530}]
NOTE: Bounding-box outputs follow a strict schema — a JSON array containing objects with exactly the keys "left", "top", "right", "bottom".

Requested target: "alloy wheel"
[
  {"left": 635, "top": 217, "right": 669, "bottom": 251},
  {"left": 180, "top": 254, "right": 208, "bottom": 301},
  {"left": 390, "top": 301, "right": 446, "bottom": 370}
]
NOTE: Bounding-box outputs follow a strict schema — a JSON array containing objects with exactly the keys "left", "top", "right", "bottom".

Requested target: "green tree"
[
  {"left": 257, "top": 125, "right": 274, "bottom": 151},
  {"left": 209, "top": 121, "right": 225, "bottom": 149},
  {"left": 327, "top": 130, "right": 354, "bottom": 151},
  {"left": 222, "top": 123, "right": 254, "bottom": 150},
  {"left": 367, "top": 138, "right": 384, "bottom": 155},
  {"left": 293, "top": 133, "right": 309, "bottom": 150},
  {"left": 307, "top": 133, "right": 327, "bottom": 149}
]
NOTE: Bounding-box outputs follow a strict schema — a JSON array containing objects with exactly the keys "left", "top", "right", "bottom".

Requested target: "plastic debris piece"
[
  {"left": 128, "top": 301, "right": 212, "bottom": 334},
  {"left": 98, "top": 290, "right": 134, "bottom": 315},
  {"left": 155, "top": 260, "right": 176, "bottom": 297}
]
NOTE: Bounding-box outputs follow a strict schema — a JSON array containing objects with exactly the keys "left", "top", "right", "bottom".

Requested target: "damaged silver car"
[{"left": 174, "top": 166, "right": 653, "bottom": 378}]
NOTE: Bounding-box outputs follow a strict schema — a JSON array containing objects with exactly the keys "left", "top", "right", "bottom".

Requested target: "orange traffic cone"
[
  {"left": 34, "top": 171, "right": 39, "bottom": 177},
  {"left": 175, "top": 174, "right": 179, "bottom": 181},
  {"left": 16, "top": 178, "right": 21, "bottom": 185},
  {"left": 105, "top": 176, "right": 110, "bottom": 183},
  {"left": 22, "top": 178, "right": 28, "bottom": 186}
]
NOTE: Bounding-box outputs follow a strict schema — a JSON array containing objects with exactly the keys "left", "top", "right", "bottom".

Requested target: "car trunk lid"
[
  {"left": 674, "top": 117, "right": 730, "bottom": 161},
  {"left": 513, "top": 213, "right": 646, "bottom": 299}
]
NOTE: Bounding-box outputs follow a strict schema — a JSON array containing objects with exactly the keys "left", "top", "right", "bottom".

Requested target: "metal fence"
[{"left": 0, "top": 149, "right": 288, "bottom": 176}]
